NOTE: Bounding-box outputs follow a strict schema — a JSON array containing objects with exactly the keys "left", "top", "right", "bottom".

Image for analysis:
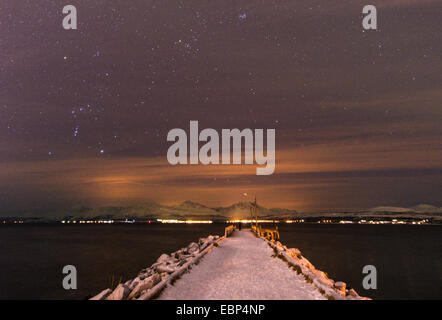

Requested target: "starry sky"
[{"left": 0, "top": 0, "right": 441, "bottom": 214}]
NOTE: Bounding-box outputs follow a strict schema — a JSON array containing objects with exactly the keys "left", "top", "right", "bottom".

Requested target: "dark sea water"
[
  {"left": 0, "top": 223, "right": 440, "bottom": 300},
  {"left": 277, "top": 224, "right": 442, "bottom": 300}
]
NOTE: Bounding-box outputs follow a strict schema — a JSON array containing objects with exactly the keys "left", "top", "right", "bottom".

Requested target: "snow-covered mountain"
[
  {"left": 410, "top": 204, "right": 442, "bottom": 214},
  {"left": 214, "top": 201, "right": 298, "bottom": 219},
  {"left": 369, "top": 204, "right": 442, "bottom": 214},
  {"left": 7, "top": 202, "right": 441, "bottom": 222},
  {"left": 12, "top": 200, "right": 297, "bottom": 220}
]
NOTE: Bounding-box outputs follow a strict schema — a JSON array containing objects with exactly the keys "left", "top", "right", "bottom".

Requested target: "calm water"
[
  {"left": 277, "top": 224, "right": 442, "bottom": 300},
  {"left": 0, "top": 224, "right": 440, "bottom": 299}
]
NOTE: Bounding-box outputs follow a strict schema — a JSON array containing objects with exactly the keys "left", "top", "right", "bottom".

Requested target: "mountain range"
[
  {"left": 38, "top": 201, "right": 298, "bottom": 221},
  {"left": 5, "top": 201, "right": 442, "bottom": 222}
]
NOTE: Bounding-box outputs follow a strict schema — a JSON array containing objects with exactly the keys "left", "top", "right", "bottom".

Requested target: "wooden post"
[{"left": 254, "top": 196, "right": 257, "bottom": 228}]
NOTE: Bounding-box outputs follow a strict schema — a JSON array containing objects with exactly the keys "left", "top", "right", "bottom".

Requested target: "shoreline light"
[
  {"left": 227, "top": 219, "right": 277, "bottom": 223},
  {"left": 157, "top": 219, "right": 213, "bottom": 224}
]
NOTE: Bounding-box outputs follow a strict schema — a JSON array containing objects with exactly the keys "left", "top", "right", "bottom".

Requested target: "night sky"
[{"left": 1, "top": 1, "right": 441, "bottom": 214}]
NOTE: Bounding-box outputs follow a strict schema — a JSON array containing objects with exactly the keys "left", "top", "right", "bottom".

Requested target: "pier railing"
[
  {"left": 225, "top": 225, "right": 234, "bottom": 237},
  {"left": 252, "top": 224, "right": 279, "bottom": 241}
]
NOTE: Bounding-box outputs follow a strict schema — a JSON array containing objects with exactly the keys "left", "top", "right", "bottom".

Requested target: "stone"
[
  {"left": 129, "top": 280, "right": 139, "bottom": 290},
  {"left": 348, "top": 288, "right": 359, "bottom": 297},
  {"left": 334, "top": 281, "right": 347, "bottom": 295},
  {"left": 106, "top": 283, "right": 130, "bottom": 300},
  {"left": 287, "top": 248, "right": 302, "bottom": 258},
  {"left": 90, "top": 288, "right": 112, "bottom": 300},
  {"left": 156, "top": 264, "right": 175, "bottom": 274},
  {"left": 178, "top": 259, "right": 189, "bottom": 267},
  {"left": 188, "top": 242, "right": 199, "bottom": 253},
  {"left": 157, "top": 253, "right": 170, "bottom": 263},
  {"left": 127, "top": 274, "right": 161, "bottom": 300}
]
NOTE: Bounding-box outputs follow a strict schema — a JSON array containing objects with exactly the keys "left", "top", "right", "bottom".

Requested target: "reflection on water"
[{"left": 0, "top": 223, "right": 440, "bottom": 299}]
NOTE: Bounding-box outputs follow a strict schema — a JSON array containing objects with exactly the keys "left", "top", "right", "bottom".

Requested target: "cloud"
[
  {"left": 376, "top": 0, "right": 440, "bottom": 8},
  {"left": 1, "top": 133, "right": 440, "bottom": 212}
]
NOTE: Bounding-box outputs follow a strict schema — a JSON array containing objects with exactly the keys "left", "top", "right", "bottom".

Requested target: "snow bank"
[
  {"left": 90, "top": 234, "right": 221, "bottom": 300},
  {"left": 264, "top": 238, "right": 370, "bottom": 300}
]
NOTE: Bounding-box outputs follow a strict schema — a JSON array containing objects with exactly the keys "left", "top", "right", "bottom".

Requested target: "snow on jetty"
[
  {"left": 263, "top": 235, "right": 369, "bottom": 300},
  {"left": 91, "top": 235, "right": 221, "bottom": 300},
  {"left": 91, "top": 229, "right": 369, "bottom": 300}
]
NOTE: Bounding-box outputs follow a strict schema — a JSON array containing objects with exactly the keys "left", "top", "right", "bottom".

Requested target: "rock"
[
  {"left": 90, "top": 288, "right": 112, "bottom": 300},
  {"left": 156, "top": 253, "right": 170, "bottom": 263},
  {"left": 298, "top": 256, "right": 315, "bottom": 270},
  {"left": 127, "top": 274, "right": 161, "bottom": 300},
  {"left": 177, "top": 258, "right": 189, "bottom": 267},
  {"left": 129, "top": 280, "right": 139, "bottom": 291},
  {"left": 171, "top": 251, "right": 181, "bottom": 260},
  {"left": 156, "top": 264, "right": 175, "bottom": 274},
  {"left": 334, "top": 281, "right": 347, "bottom": 295},
  {"left": 174, "top": 250, "right": 187, "bottom": 260},
  {"left": 139, "top": 274, "right": 146, "bottom": 280},
  {"left": 106, "top": 283, "right": 130, "bottom": 300},
  {"left": 313, "top": 276, "right": 334, "bottom": 289},
  {"left": 199, "top": 241, "right": 211, "bottom": 251},
  {"left": 347, "top": 288, "right": 360, "bottom": 297},
  {"left": 312, "top": 270, "right": 330, "bottom": 280},
  {"left": 138, "top": 270, "right": 148, "bottom": 278},
  {"left": 287, "top": 248, "right": 302, "bottom": 258},
  {"left": 188, "top": 242, "right": 199, "bottom": 253}
]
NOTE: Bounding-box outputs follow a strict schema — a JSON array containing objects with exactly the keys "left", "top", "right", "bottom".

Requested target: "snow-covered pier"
[
  {"left": 91, "top": 229, "right": 369, "bottom": 300},
  {"left": 159, "top": 230, "right": 325, "bottom": 299}
]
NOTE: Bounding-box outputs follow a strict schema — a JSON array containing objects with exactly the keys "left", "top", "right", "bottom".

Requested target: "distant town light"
[{"left": 157, "top": 219, "right": 213, "bottom": 224}]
